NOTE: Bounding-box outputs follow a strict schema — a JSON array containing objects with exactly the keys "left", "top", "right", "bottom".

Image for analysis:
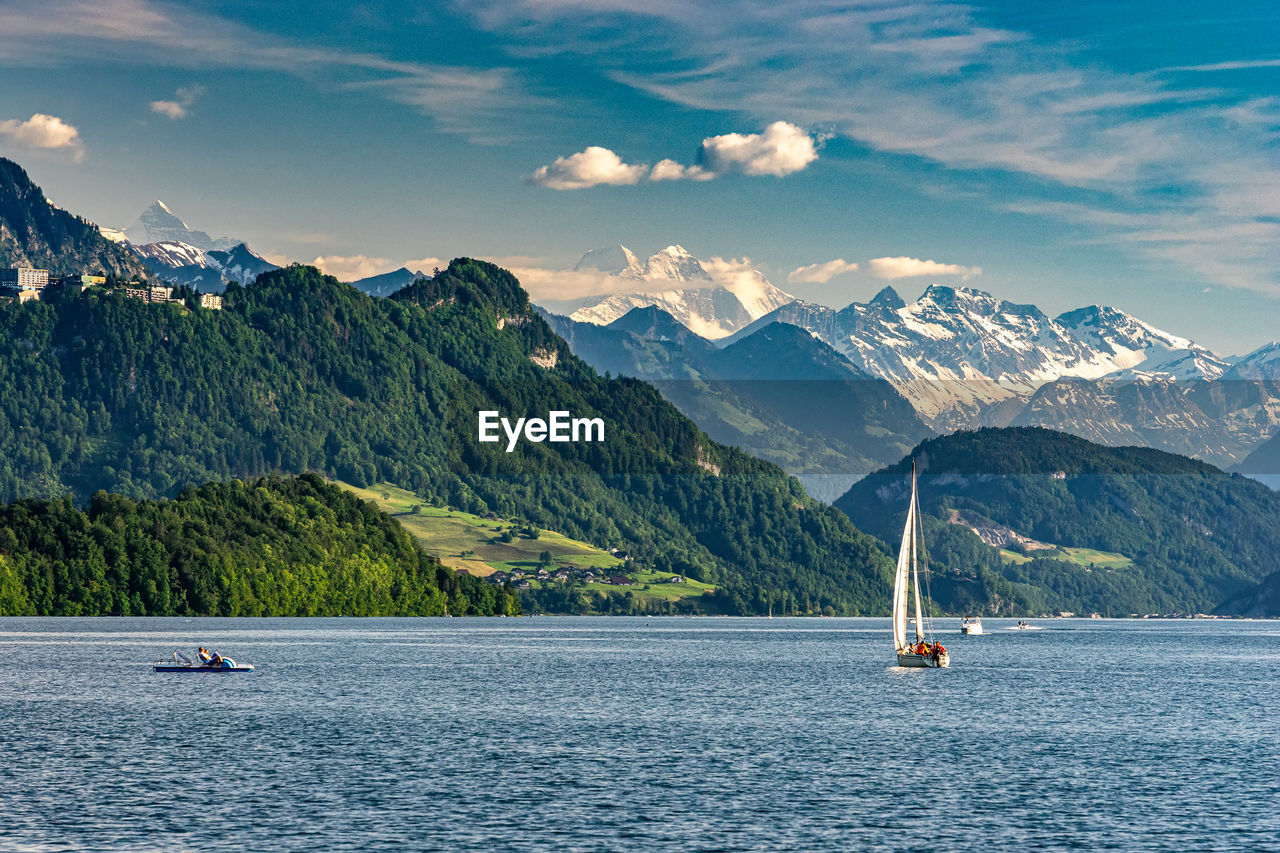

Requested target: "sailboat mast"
[{"left": 911, "top": 462, "right": 925, "bottom": 641}]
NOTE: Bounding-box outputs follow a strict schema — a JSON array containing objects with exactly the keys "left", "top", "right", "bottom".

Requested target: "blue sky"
[{"left": 0, "top": 0, "right": 1277, "bottom": 353}]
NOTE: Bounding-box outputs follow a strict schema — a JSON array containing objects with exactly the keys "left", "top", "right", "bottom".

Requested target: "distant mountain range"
[
  {"left": 558, "top": 244, "right": 794, "bottom": 339},
  {"left": 550, "top": 253, "right": 1280, "bottom": 471},
  {"left": 724, "top": 285, "right": 1280, "bottom": 467}
]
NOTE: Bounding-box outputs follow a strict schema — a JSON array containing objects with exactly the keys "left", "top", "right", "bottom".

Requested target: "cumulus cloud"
[
  {"left": 311, "top": 254, "right": 395, "bottom": 281},
  {"left": 503, "top": 265, "right": 633, "bottom": 301},
  {"left": 788, "top": 259, "right": 859, "bottom": 284},
  {"left": 529, "top": 146, "right": 648, "bottom": 189},
  {"left": 150, "top": 84, "right": 205, "bottom": 119},
  {"left": 532, "top": 122, "right": 818, "bottom": 189},
  {"left": 404, "top": 256, "right": 445, "bottom": 274},
  {"left": 310, "top": 254, "right": 446, "bottom": 281},
  {"left": 867, "top": 256, "right": 981, "bottom": 280},
  {"left": 0, "top": 113, "right": 83, "bottom": 160},
  {"left": 696, "top": 121, "right": 818, "bottom": 177},
  {"left": 649, "top": 158, "right": 714, "bottom": 182}
]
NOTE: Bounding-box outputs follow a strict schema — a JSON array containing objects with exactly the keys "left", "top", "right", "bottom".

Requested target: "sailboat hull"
[{"left": 897, "top": 651, "right": 950, "bottom": 668}]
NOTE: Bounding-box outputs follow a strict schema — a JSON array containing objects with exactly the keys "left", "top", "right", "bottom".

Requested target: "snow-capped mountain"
[
  {"left": 124, "top": 200, "right": 242, "bottom": 251},
  {"left": 565, "top": 245, "right": 795, "bottom": 339},
  {"left": 703, "top": 283, "right": 1280, "bottom": 467},
  {"left": 136, "top": 239, "right": 278, "bottom": 291},
  {"left": 134, "top": 240, "right": 211, "bottom": 269},
  {"left": 727, "top": 284, "right": 1229, "bottom": 426},
  {"left": 1224, "top": 342, "right": 1280, "bottom": 380}
]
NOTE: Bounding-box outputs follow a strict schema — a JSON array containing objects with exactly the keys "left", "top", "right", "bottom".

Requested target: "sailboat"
[{"left": 894, "top": 460, "right": 949, "bottom": 668}]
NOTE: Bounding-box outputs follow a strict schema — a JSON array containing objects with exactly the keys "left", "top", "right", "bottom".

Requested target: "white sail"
[{"left": 892, "top": 468, "right": 915, "bottom": 651}]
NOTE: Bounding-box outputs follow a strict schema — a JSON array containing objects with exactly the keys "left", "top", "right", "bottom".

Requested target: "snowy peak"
[
  {"left": 1225, "top": 341, "right": 1280, "bottom": 380},
  {"left": 1057, "top": 305, "right": 1195, "bottom": 354},
  {"left": 124, "top": 200, "right": 243, "bottom": 252},
  {"left": 574, "top": 245, "right": 642, "bottom": 276},
  {"left": 641, "top": 245, "right": 710, "bottom": 282},
  {"left": 564, "top": 243, "right": 795, "bottom": 339},
  {"left": 869, "top": 286, "right": 905, "bottom": 310}
]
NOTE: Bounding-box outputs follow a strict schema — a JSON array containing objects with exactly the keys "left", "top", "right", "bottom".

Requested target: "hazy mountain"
[
  {"left": 349, "top": 266, "right": 427, "bottom": 297},
  {"left": 544, "top": 308, "right": 930, "bottom": 501},
  {"left": 834, "top": 427, "right": 1280, "bottom": 616},
  {"left": 0, "top": 157, "right": 147, "bottom": 279},
  {"left": 124, "top": 200, "right": 242, "bottom": 251},
  {"left": 565, "top": 245, "right": 795, "bottom": 339}
]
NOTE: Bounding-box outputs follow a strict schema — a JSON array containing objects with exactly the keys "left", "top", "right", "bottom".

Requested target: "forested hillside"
[
  {"left": 0, "top": 260, "right": 892, "bottom": 615},
  {"left": 0, "top": 158, "right": 147, "bottom": 278},
  {"left": 0, "top": 474, "right": 519, "bottom": 616},
  {"left": 835, "top": 428, "right": 1280, "bottom": 615}
]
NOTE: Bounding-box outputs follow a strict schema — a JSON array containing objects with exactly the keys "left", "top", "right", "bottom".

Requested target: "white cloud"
[
  {"left": 534, "top": 122, "right": 816, "bottom": 190},
  {"left": 0, "top": 0, "right": 533, "bottom": 143},
  {"left": 310, "top": 254, "right": 446, "bottom": 281},
  {"left": 150, "top": 84, "right": 204, "bottom": 119},
  {"left": 404, "top": 256, "right": 445, "bottom": 274},
  {"left": 464, "top": 0, "right": 1280, "bottom": 294},
  {"left": 529, "top": 146, "right": 649, "bottom": 189},
  {"left": 311, "top": 254, "right": 394, "bottom": 281},
  {"left": 696, "top": 121, "right": 818, "bottom": 177},
  {"left": 788, "top": 259, "right": 859, "bottom": 284},
  {"left": 0, "top": 113, "right": 83, "bottom": 160},
  {"left": 503, "top": 265, "right": 634, "bottom": 301},
  {"left": 867, "top": 257, "right": 981, "bottom": 280},
  {"left": 649, "top": 158, "right": 714, "bottom": 182}
]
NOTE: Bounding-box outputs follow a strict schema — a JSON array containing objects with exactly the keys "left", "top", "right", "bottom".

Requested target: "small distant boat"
[
  {"left": 1016, "top": 621, "right": 1029, "bottom": 630},
  {"left": 154, "top": 650, "right": 254, "bottom": 673},
  {"left": 961, "top": 616, "right": 984, "bottom": 635},
  {"left": 893, "top": 461, "right": 949, "bottom": 668}
]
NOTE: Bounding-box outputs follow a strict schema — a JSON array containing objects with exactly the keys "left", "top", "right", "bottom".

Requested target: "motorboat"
[
  {"left": 154, "top": 650, "right": 254, "bottom": 673},
  {"left": 961, "top": 616, "right": 984, "bottom": 635}
]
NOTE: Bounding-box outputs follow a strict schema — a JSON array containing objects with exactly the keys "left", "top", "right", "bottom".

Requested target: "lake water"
[{"left": 1, "top": 617, "right": 1277, "bottom": 851}]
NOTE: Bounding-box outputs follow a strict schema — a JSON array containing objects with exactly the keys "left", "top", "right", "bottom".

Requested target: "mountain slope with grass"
[{"left": 0, "top": 474, "right": 519, "bottom": 616}]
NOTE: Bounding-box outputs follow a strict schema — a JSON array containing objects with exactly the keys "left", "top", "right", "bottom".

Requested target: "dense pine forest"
[
  {"left": 836, "top": 428, "right": 1280, "bottom": 615},
  {"left": 0, "top": 474, "right": 519, "bottom": 616},
  {"left": 0, "top": 260, "right": 893, "bottom": 615}
]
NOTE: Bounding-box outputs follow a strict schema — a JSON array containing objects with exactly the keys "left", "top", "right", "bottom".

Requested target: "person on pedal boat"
[{"left": 197, "top": 646, "right": 213, "bottom": 666}]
